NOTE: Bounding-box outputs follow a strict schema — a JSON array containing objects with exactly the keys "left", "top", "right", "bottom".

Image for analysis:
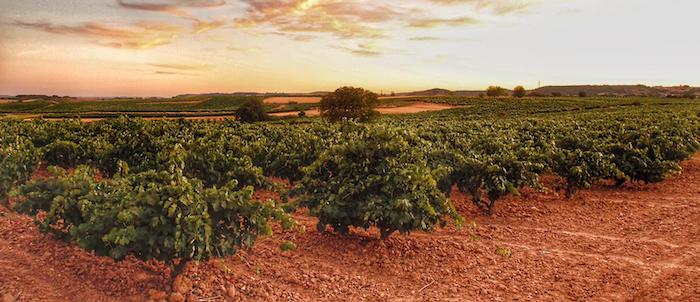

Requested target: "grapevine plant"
[
  {"left": 13, "top": 145, "right": 296, "bottom": 285},
  {"left": 294, "top": 124, "right": 463, "bottom": 239}
]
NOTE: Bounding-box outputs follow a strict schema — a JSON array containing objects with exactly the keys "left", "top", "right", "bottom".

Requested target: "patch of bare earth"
[
  {"left": 269, "top": 102, "right": 455, "bottom": 117},
  {"left": 264, "top": 97, "right": 322, "bottom": 104},
  {"left": 1, "top": 155, "right": 699, "bottom": 301}
]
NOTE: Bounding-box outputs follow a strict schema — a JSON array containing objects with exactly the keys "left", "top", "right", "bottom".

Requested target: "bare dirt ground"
[
  {"left": 269, "top": 103, "right": 455, "bottom": 117},
  {"left": 264, "top": 97, "right": 322, "bottom": 104},
  {"left": 1, "top": 155, "right": 699, "bottom": 302}
]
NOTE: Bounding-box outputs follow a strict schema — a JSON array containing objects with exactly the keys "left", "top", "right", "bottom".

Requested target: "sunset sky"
[{"left": 1, "top": 0, "right": 698, "bottom": 97}]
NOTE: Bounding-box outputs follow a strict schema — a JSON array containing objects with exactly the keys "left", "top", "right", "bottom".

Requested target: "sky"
[{"left": 0, "top": 0, "right": 699, "bottom": 97}]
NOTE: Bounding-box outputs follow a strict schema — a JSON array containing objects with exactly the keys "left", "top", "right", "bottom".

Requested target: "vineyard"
[{"left": 1, "top": 97, "right": 700, "bottom": 301}]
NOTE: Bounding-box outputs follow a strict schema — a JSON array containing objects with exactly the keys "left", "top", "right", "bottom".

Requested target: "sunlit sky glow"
[{"left": 1, "top": 0, "right": 699, "bottom": 97}]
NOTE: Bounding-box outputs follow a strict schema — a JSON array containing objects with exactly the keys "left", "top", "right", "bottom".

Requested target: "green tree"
[
  {"left": 320, "top": 87, "right": 379, "bottom": 122},
  {"left": 486, "top": 86, "right": 507, "bottom": 97},
  {"left": 513, "top": 86, "right": 526, "bottom": 98},
  {"left": 235, "top": 99, "right": 268, "bottom": 123}
]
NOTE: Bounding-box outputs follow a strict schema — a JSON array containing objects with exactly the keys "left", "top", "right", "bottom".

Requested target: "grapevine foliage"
[
  {"left": 295, "top": 124, "right": 462, "bottom": 239},
  {"left": 0, "top": 137, "right": 41, "bottom": 199},
  {"left": 14, "top": 145, "right": 295, "bottom": 265}
]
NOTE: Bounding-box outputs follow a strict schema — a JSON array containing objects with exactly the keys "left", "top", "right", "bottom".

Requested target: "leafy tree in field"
[
  {"left": 486, "top": 86, "right": 507, "bottom": 97},
  {"left": 513, "top": 86, "right": 526, "bottom": 98},
  {"left": 294, "top": 125, "right": 462, "bottom": 239},
  {"left": 235, "top": 99, "right": 268, "bottom": 123},
  {"left": 319, "top": 87, "right": 379, "bottom": 122}
]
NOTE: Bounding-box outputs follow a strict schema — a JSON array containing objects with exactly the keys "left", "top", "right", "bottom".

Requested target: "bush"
[
  {"left": 513, "top": 86, "right": 526, "bottom": 98},
  {"left": 294, "top": 125, "right": 462, "bottom": 239},
  {"left": 185, "top": 137, "right": 268, "bottom": 188},
  {"left": 486, "top": 86, "right": 507, "bottom": 97},
  {"left": 15, "top": 146, "right": 295, "bottom": 284},
  {"left": 42, "top": 140, "right": 83, "bottom": 168},
  {"left": 551, "top": 149, "right": 623, "bottom": 198},
  {"left": 578, "top": 91, "right": 588, "bottom": 97},
  {"left": 235, "top": 99, "right": 268, "bottom": 123},
  {"left": 1, "top": 137, "right": 41, "bottom": 199},
  {"left": 11, "top": 166, "right": 98, "bottom": 215},
  {"left": 320, "top": 87, "right": 379, "bottom": 122}
]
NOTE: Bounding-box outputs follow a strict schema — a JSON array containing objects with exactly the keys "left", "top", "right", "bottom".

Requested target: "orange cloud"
[
  {"left": 13, "top": 21, "right": 183, "bottom": 50},
  {"left": 149, "top": 63, "right": 211, "bottom": 70},
  {"left": 236, "top": 0, "right": 401, "bottom": 39},
  {"left": 117, "top": 0, "right": 227, "bottom": 34},
  {"left": 117, "top": 0, "right": 226, "bottom": 11},
  {"left": 428, "top": 0, "right": 539, "bottom": 15},
  {"left": 336, "top": 42, "right": 382, "bottom": 57},
  {"left": 409, "top": 16, "right": 479, "bottom": 28}
]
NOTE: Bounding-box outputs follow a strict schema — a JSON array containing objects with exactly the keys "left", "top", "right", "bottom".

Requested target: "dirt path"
[{"left": 1, "top": 156, "right": 699, "bottom": 301}]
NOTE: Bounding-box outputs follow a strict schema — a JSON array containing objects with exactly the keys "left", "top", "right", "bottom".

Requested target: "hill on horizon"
[{"left": 395, "top": 85, "right": 699, "bottom": 97}]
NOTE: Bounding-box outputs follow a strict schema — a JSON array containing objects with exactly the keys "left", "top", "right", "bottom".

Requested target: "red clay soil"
[{"left": 2, "top": 156, "right": 700, "bottom": 301}]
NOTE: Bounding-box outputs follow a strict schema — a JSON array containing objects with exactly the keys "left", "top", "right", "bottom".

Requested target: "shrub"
[
  {"left": 578, "top": 91, "right": 588, "bottom": 97},
  {"left": 0, "top": 137, "right": 41, "bottom": 199},
  {"left": 185, "top": 137, "right": 267, "bottom": 188},
  {"left": 11, "top": 166, "right": 98, "bottom": 215},
  {"left": 15, "top": 146, "right": 295, "bottom": 285},
  {"left": 486, "top": 86, "right": 508, "bottom": 97},
  {"left": 320, "top": 87, "right": 379, "bottom": 122},
  {"left": 42, "top": 140, "right": 83, "bottom": 168},
  {"left": 513, "top": 86, "right": 526, "bottom": 98},
  {"left": 235, "top": 99, "right": 268, "bottom": 123},
  {"left": 294, "top": 125, "right": 462, "bottom": 239},
  {"left": 551, "top": 149, "right": 623, "bottom": 198}
]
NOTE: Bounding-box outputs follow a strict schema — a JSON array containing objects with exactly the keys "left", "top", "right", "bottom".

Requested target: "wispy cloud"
[
  {"left": 13, "top": 20, "right": 183, "bottom": 50},
  {"left": 117, "top": 0, "right": 227, "bottom": 34},
  {"left": 235, "top": 0, "right": 406, "bottom": 39},
  {"left": 150, "top": 61, "right": 210, "bottom": 76},
  {"left": 427, "top": 0, "right": 540, "bottom": 15},
  {"left": 336, "top": 42, "right": 382, "bottom": 57},
  {"left": 409, "top": 36, "right": 442, "bottom": 41},
  {"left": 149, "top": 63, "right": 211, "bottom": 71},
  {"left": 154, "top": 70, "right": 197, "bottom": 76},
  {"left": 409, "top": 16, "right": 479, "bottom": 28},
  {"left": 13, "top": 0, "right": 540, "bottom": 53}
]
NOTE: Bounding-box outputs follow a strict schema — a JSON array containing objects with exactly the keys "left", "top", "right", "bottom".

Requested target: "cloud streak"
[
  {"left": 13, "top": 0, "right": 541, "bottom": 54},
  {"left": 427, "top": 0, "right": 539, "bottom": 15},
  {"left": 117, "top": 0, "right": 227, "bottom": 34},
  {"left": 409, "top": 16, "right": 479, "bottom": 28},
  {"left": 13, "top": 20, "right": 183, "bottom": 50},
  {"left": 149, "top": 63, "right": 211, "bottom": 70},
  {"left": 235, "top": 0, "right": 396, "bottom": 39}
]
